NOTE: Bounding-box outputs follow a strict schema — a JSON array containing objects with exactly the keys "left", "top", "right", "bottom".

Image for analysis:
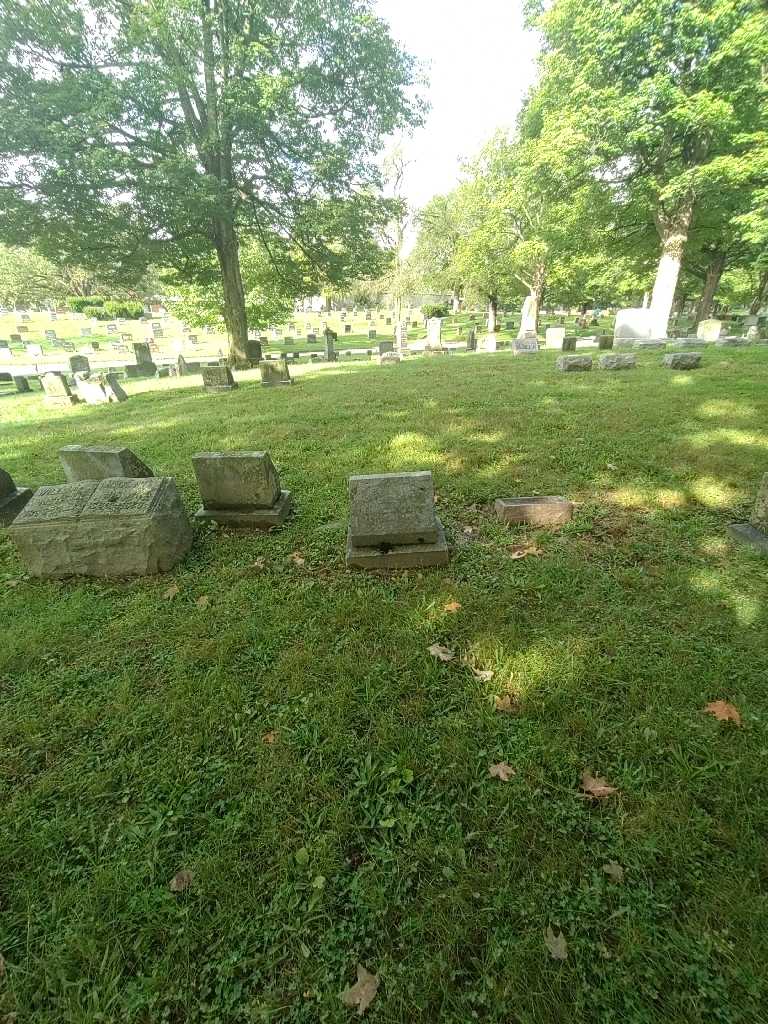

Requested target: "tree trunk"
[
  {"left": 649, "top": 201, "right": 693, "bottom": 338},
  {"left": 694, "top": 251, "right": 726, "bottom": 325},
  {"left": 487, "top": 295, "right": 498, "bottom": 334},
  {"left": 750, "top": 270, "right": 768, "bottom": 316},
  {"left": 213, "top": 216, "right": 249, "bottom": 366}
]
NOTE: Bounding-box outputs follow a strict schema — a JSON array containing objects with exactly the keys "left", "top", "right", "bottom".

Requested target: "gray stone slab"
[
  {"left": 349, "top": 471, "right": 440, "bottom": 547},
  {"left": 59, "top": 445, "right": 154, "bottom": 482},
  {"left": 663, "top": 352, "right": 701, "bottom": 370},
  {"left": 513, "top": 338, "right": 539, "bottom": 355},
  {"left": 728, "top": 522, "right": 768, "bottom": 556},
  {"left": 633, "top": 340, "right": 667, "bottom": 350},
  {"left": 8, "top": 477, "right": 192, "bottom": 577},
  {"left": 0, "top": 468, "right": 33, "bottom": 526},
  {"left": 202, "top": 365, "right": 237, "bottom": 391},
  {"left": 346, "top": 521, "right": 449, "bottom": 569},
  {"left": 41, "top": 372, "right": 78, "bottom": 406},
  {"left": 494, "top": 496, "right": 573, "bottom": 527},
  {"left": 599, "top": 354, "right": 636, "bottom": 370},
  {"left": 260, "top": 362, "right": 292, "bottom": 386},
  {"left": 195, "top": 489, "right": 293, "bottom": 529},
  {"left": 13, "top": 376, "right": 31, "bottom": 393},
  {"left": 556, "top": 355, "right": 592, "bottom": 372},
  {"left": 192, "top": 451, "right": 281, "bottom": 510},
  {"left": 716, "top": 337, "right": 749, "bottom": 347}
]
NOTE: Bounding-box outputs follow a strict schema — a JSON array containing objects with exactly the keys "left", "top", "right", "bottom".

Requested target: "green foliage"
[
  {"left": 421, "top": 303, "right": 450, "bottom": 320},
  {"left": 101, "top": 299, "right": 144, "bottom": 320},
  {"left": 0, "top": 246, "right": 67, "bottom": 308},
  {"left": 66, "top": 296, "right": 103, "bottom": 314}
]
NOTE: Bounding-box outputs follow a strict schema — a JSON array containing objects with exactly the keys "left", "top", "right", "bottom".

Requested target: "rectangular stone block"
[
  {"left": 599, "top": 354, "right": 636, "bottom": 370},
  {"left": 195, "top": 489, "right": 293, "bottom": 529},
  {"left": 633, "top": 340, "right": 666, "bottom": 350},
  {"left": 614, "top": 308, "right": 653, "bottom": 340},
  {"left": 494, "top": 496, "right": 573, "bottom": 527},
  {"left": 9, "top": 477, "right": 192, "bottom": 577},
  {"left": 41, "top": 372, "right": 78, "bottom": 406},
  {"left": 556, "top": 355, "right": 592, "bottom": 372},
  {"left": 349, "top": 471, "right": 440, "bottom": 547},
  {"left": 513, "top": 337, "right": 539, "bottom": 355},
  {"left": 545, "top": 327, "right": 566, "bottom": 348},
  {"left": 727, "top": 522, "right": 768, "bottom": 556},
  {"left": 562, "top": 336, "right": 577, "bottom": 352},
  {"left": 0, "top": 468, "right": 33, "bottom": 526},
  {"left": 663, "top": 352, "right": 701, "bottom": 370},
  {"left": 260, "top": 362, "right": 292, "bottom": 386},
  {"left": 697, "top": 319, "right": 722, "bottom": 342},
  {"left": 749, "top": 473, "right": 768, "bottom": 530},
  {"left": 192, "top": 451, "right": 281, "bottom": 510},
  {"left": 201, "top": 365, "right": 237, "bottom": 391},
  {"left": 346, "top": 522, "right": 450, "bottom": 569},
  {"left": 59, "top": 445, "right": 154, "bottom": 482}
]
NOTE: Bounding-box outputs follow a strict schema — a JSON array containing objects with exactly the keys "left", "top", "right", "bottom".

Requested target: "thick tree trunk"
[
  {"left": 694, "top": 251, "right": 726, "bottom": 325},
  {"left": 649, "top": 201, "right": 693, "bottom": 338},
  {"left": 750, "top": 270, "right": 768, "bottom": 316},
  {"left": 487, "top": 295, "right": 498, "bottom": 334},
  {"left": 213, "top": 217, "right": 249, "bottom": 366}
]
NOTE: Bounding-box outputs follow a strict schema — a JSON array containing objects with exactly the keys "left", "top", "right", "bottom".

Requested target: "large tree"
[
  {"left": 528, "top": 0, "right": 768, "bottom": 338},
  {"left": 0, "top": 0, "right": 421, "bottom": 363}
]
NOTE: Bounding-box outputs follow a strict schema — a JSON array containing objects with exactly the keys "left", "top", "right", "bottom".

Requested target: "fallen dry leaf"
[
  {"left": 169, "top": 869, "right": 193, "bottom": 892},
  {"left": 462, "top": 526, "right": 475, "bottom": 536},
  {"left": 494, "top": 694, "right": 518, "bottom": 714},
  {"left": 509, "top": 542, "right": 543, "bottom": 560},
  {"left": 443, "top": 600, "right": 462, "bottom": 613},
  {"left": 602, "top": 861, "right": 624, "bottom": 883},
  {"left": 340, "top": 964, "right": 379, "bottom": 1015},
  {"left": 704, "top": 700, "right": 742, "bottom": 726},
  {"left": 580, "top": 769, "right": 619, "bottom": 800},
  {"left": 428, "top": 643, "right": 455, "bottom": 663},
  {"left": 544, "top": 925, "right": 568, "bottom": 960},
  {"left": 163, "top": 584, "right": 180, "bottom": 600},
  {"left": 195, "top": 595, "right": 210, "bottom": 610},
  {"left": 488, "top": 761, "right": 515, "bottom": 782},
  {"left": 262, "top": 731, "right": 277, "bottom": 745},
  {"left": 606, "top": 462, "right": 618, "bottom": 471},
  {"left": 472, "top": 668, "right": 494, "bottom": 682},
  {"left": 289, "top": 551, "right": 306, "bottom": 567}
]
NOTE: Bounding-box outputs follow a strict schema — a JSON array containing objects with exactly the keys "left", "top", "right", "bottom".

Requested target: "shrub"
[
  {"left": 67, "top": 295, "right": 106, "bottom": 313},
  {"left": 421, "top": 303, "right": 449, "bottom": 320},
  {"left": 102, "top": 299, "right": 144, "bottom": 320}
]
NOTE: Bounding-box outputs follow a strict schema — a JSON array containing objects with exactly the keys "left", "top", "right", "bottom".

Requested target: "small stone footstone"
[
  {"left": 513, "top": 337, "right": 539, "bottom": 355},
  {"left": 346, "top": 471, "right": 449, "bottom": 569},
  {"left": 59, "top": 445, "right": 154, "bottom": 482},
  {"left": 378, "top": 351, "right": 401, "bottom": 364},
  {"left": 8, "top": 477, "right": 192, "bottom": 578},
  {"left": 599, "top": 354, "right": 636, "bottom": 370},
  {"left": 633, "top": 340, "right": 666, "bottom": 350},
  {"left": 556, "top": 355, "right": 592, "bottom": 372},
  {"left": 728, "top": 474, "right": 768, "bottom": 556},
  {"left": 494, "top": 496, "right": 573, "bottom": 527},
  {"left": 0, "top": 468, "right": 33, "bottom": 526},
  {"left": 676, "top": 338, "right": 704, "bottom": 349},
  {"left": 663, "top": 352, "right": 701, "bottom": 370},
  {"left": 41, "top": 372, "right": 78, "bottom": 406},
  {"left": 202, "top": 365, "right": 237, "bottom": 392},
  {"left": 260, "top": 361, "right": 292, "bottom": 387},
  {"left": 192, "top": 451, "right": 293, "bottom": 529}
]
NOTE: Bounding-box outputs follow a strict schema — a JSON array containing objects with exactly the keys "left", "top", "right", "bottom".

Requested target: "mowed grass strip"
[{"left": 0, "top": 348, "right": 767, "bottom": 1023}]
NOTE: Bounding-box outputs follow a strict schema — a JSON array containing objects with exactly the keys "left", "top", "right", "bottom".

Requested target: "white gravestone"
[
  {"left": 697, "top": 319, "right": 723, "bottom": 342},
  {"left": 614, "top": 308, "right": 654, "bottom": 341},
  {"left": 545, "top": 327, "right": 566, "bottom": 349}
]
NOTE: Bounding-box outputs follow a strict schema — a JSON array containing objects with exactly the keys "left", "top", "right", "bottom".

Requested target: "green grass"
[{"left": 1, "top": 348, "right": 768, "bottom": 1023}]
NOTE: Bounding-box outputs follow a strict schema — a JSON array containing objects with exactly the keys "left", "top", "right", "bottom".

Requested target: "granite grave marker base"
[
  {"left": 60, "top": 445, "right": 154, "bottom": 482},
  {"left": 599, "top": 354, "right": 636, "bottom": 370},
  {"left": 9, "top": 477, "right": 192, "bottom": 578},
  {"left": 663, "top": 352, "right": 701, "bottom": 370},
  {"left": 0, "top": 468, "right": 33, "bottom": 526},
  {"left": 727, "top": 522, "right": 768, "bottom": 556},
  {"left": 556, "top": 355, "right": 592, "bottom": 372},
  {"left": 41, "top": 372, "right": 79, "bottom": 406},
  {"left": 202, "top": 365, "right": 237, "bottom": 392},
  {"left": 260, "top": 362, "right": 292, "bottom": 387},
  {"left": 192, "top": 450, "right": 293, "bottom": 530},
  {"left": 345, "top": 471, "right": 449, "bottom": 570},
  {"left": 494, "top": 496, "right": 574, "bottom": 527}
]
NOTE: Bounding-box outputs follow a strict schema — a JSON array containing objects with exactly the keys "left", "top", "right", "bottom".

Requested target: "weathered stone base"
[
  {"left": 495, "top": 496, "right": 573, "bottom": 526},
  {"left": 195, "top": 490, "right": 293, "bottom": 529},
  {"left": 44, "top": 395, "right": 79, "bottom": 407},
  {"left": 0, "top": 487, "right": 33, "bottom": 526},
  {"left": 346, "top": 522, "right": 450, "bottom": 569},
  {"left": 727, "top": 522, "right": 768, "bottom": 556},
  {"left": 203, "top": 383, "right": 238, "bottom": 392}
]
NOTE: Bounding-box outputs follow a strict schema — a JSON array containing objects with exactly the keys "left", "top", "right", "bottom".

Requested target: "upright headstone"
[
  {"left": 697, "top": 319, "right": 723, "bottom": 342},
  {"left": 41, "top": 372, "right": 78, "bottom": 406},
  {"left": 378, "top": 340, "right": 394, "bottom": 356},
  {"left": 728, "top": 474, "right": 768, "bottom": 555},
  {"left": 545, "top": 327, "right": 566, "bottom": 349},
  {"left": 59, "top": 445, "right": 153, "bottom": 482},
  {"left": 597, "top": 335, "right": 614, "bottom": 350},
  {"left": 426, "top": 318, "right": 443, "bottom": 349},
  {"left": 346, "top": 471, "right": 449, "bottom": 569},
  {"left": 0, "top": 468, "right": 33, "bottom": 526},
  {"left": 192, "top": 451, "right": 293, "bottom": 529},
  {"left": 201, "top": 365, "right": 237, "bottom": 392},
  {"left": 344, "top": 324, "right": 352, "bottom": 335},
  {"left": 466, "top": 326, "right": 477, "bottom": 352},
  {"left": 25, "top": 343, "right": 43, "bottom": 358},
  {"left": 260, "top": 361, "right": 292, "bottom": 387},
  {"left": 517, "top": 296, "right": 537, "bottom": 338},
  {"left": 324, "top": 328, "right": 338, "bottom": 362},
  {"left": 482, "top": 334, "right": 498, "bottom": 352},
  {"left": 69, "top": 354, "right": 90, "bottom": 374},
  {"left": 746, "top": 325, "right": 760, "bottom": 342},
  {"left": 132, "top": 342, "right": 156, "bottom": 374},
  {"left": 9, "top": 477, "right": 192, "bottom": 577},
  {"left": 513, "top": 336, "right": 539, "bottom": 355},
  {"left": 614, "top": 308, "right": 654, "bottom": 342},
  {"left": 44, "top": 330, "right": 57, "bottom": 342},
  {"left": 13, "top": 376, "right": 31, "bottom": 393}
]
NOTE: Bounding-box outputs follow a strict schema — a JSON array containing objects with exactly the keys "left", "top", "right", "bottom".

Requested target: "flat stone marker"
[
  {"left": 41, "top": 372, "right": 78, "bottom": 406},
  {"left": 634, "top": 339, "right": 666, "bottom": 350},
  {"left": 0, "top": 467, "right": 33, "bottom": 526},
  {"left": 192, "top": 451, "right": 292, "bottom": 529},
  {"left": 260, "top": 361, "right": 292, "bottom": 387},
  {"left": 202, "top": 365, "right": 237, "bottom": 392},
  {"left": 9, "top": 477, "right": 192, "bottom": 577},
  {"left": 495, "top": 496, "right": 573, "bottom": 527},
  {"left": 556, "top": 355, "right": 592, "bottom": 372},
  {"left": 346, "top": 471, "right": 449, "bottom": 569},
  {"left": 728, "top": 473, "right": 768, "bottom": 556},
  {"left": 513, "top": 337, "right": 539, "bottom": 355},
  {"left": 378, "top": 350, "right": 401, "bottom": 364},
  {"left": 59, "top": 445, "right": 154, "bottom": 482},
  {"left": 599, "top": 354, "right": 636, "bottom": 370},
  {"left": 697, "top": 319, "right": 722, "bottom": 342},
  {"left": 716, "top": 337, "right": 749, "bottom": 347},
  {"left": 663, "top": 352, "right": 701, "bottom": 370}
]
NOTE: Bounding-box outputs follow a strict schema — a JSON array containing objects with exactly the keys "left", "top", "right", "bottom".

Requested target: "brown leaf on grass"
[
  {"left": 488, "top": 761, "right": 515, "bottom": 782},
  {"left": 509, "top": 542, "right": 543, "bottom": 560},
  {"left": 262, "top": 731, "right": 277, "bottom": 745},
  {"left": 704, "top": 700, "right": 742, "bottom": 726},
  {"left": 443, "top": 600, "right": 462, "bottom": 613},
  {"left": 462, "top": 526, "right": 475, "bottom": 536},
  {"left": 472, "top": 668, "right": 494, "bottom": 683},
  {"left": 289, "top": 551, "right": 306, "bottom": 567},
  {"left": 251, "top": 557, "right": 266, "bottom": 571},
  {"left": 544, "top": 925, "right": 568, "bottom": 960},
  {"left": 169, "top": 869, "right": 193, "bottom": 892},
  {"left": 428, "top": 643, "right": 455, "bottom": 663},
  {"left": 163, "top": 584, "right": 180, "bottom": 600},
  {"left": 580, "top": 769, "right": 619, "bottom": 800},
  {"left": 195, "top": 595, "right": 210, "bottom": 610},
  {"left": 494, "top": 694, "right": 518, "bottom": 714},
  {"left": 340, "top": 964, "right": 379, "bottom": 1015},
  {"left": 602, "top": 861, "right": 624, "bottom": 883}
]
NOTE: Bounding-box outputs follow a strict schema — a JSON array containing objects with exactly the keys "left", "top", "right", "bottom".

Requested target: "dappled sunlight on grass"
[
  {"left": 689, "top": 475, "right": 744, "bottom": 509},
  {"left": 688, "top": 568, "right": 762, "bottom": 626},
  {"left": 697, "top": 399, "right": 759, "bottom": 421},
  {"left": 685, "top": 427, "right": 768, "bottom": 451},
  {"left": 668, "top": 374, "right": 696, "bottom": 386}
]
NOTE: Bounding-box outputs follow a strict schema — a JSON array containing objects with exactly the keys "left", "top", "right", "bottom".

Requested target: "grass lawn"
[{"left": 1, "top": 348, "right": 767, "bottom": 1023}]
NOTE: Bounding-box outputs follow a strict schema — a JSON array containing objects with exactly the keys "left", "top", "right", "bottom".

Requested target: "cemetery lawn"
[{"left": 2, "top": 348, "right": 768, "bottom": 1024}]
